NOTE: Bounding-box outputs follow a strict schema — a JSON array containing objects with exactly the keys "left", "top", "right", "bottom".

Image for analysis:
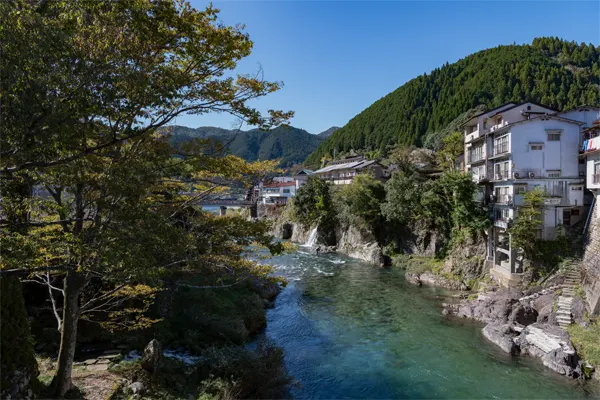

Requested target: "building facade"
[
  {"left": 314, "top": 156, "right": 383, "bottom": 185},
  {"left": 259, "top": 181, "right": 296, "bottom": 205},
  {"left": 463, "top": 102, "right": 589, "bottom": 286}
]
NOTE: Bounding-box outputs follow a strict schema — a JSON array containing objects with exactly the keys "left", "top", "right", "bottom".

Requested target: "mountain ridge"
[{"left": 305, "top": 37, "right": 600, "bottom": 166}]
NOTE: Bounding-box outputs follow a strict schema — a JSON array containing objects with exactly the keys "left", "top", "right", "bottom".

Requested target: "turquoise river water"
[{"left": 255, "top": 249, "right": 600, "bottom": 399}]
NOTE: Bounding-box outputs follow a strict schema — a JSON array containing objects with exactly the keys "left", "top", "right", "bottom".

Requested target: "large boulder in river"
[
  {"left": 515, "top": 323, "right": 580, "bottom": 377},
  {"left": 482, "top": 323, "right": 519, "bottom": 354},
  {"left": 141, "top": 339, "right": 162, "bottom": 373},
  {"left": 456, "top": 288, "right": 523, "bottom": 324}
]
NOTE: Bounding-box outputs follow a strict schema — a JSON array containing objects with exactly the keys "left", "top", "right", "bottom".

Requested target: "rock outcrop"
[
  {"left": 516, "top": 323, "right": 580, "bottom": 377},
  {"left": 447, "top": 287, "right": 583, "bottom": 378},
  {"left": 141, "top": 339, "right": 162, "bottom": 373},
  {"left": 406, "top": 271, "right": 468, "bottom": 290},
  {"left": 335, "top": 225, "right": 384, "bottom": 265}
]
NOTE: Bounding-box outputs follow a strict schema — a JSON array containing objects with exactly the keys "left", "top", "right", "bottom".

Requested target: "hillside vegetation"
[
  {"left": 164, "top": 125, "right": 325, "bottom": 167},
  {"left": 305, "top": 37, "right": 600, "bottom": 166}
]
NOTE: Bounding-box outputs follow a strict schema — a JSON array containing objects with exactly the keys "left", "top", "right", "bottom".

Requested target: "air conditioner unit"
[
  {"left": 528, "top": 172, "right": 536, "bottom": 178},
  {"left": 513, "top": 172, "right": 520, "bottom": 179}
]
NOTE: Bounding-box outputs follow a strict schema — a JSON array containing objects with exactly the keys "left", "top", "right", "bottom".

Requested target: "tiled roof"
[{"left": 314, "top": 159, "right": 379, "bottom": 174}]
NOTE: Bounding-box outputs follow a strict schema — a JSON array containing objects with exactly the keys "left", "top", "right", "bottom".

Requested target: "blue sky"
[{"left": 174, "top": 0, "right": 600, "bottom": 134}]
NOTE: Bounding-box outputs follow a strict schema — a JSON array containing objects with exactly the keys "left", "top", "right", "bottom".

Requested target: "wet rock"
[
  {"left": 482, "top": 323, "right": 519, "bottom": 354},
  {"left": 334, "top": 225, "right": 384, "bottom": 265},
  {"left": 141, "top": 339, "right": 162, "bottom": 373},
  {"left": 516, "top": 323, "right": 580, "bottom": 377},
  {"left": 406, "top": 272, "right": 468, "bottom": 290},
  {"left": 456, "top": 288, "right": 523, "bottom": 324}
]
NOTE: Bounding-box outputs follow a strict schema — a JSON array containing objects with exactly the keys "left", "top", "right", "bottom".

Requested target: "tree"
[
  {"left": 436, "top": 131, "right": 464, "bottom": 171},
  {"left": 509, "top": 188, "right": 545, "bottom": 260},
  {"left": 335, "top": 174, "right": 386, "bottom": 232},
  {"left": 1, "top": 1, "right": 290, "bottom": 396},
  {"left": 291, "top": 176, "right": 334, "bottom": 228}
]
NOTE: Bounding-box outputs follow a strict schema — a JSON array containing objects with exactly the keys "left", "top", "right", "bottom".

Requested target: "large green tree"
[{"left": 0, "top": 0, "right": 290, "bottom": 396}]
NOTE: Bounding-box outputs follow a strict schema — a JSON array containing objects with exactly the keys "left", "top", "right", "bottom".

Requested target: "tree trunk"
[{"left": 51, "top": 269, "right": 86, "bottom": 397}]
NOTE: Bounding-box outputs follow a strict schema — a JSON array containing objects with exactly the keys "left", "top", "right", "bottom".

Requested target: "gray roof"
[{"left": 315, "top": 159, "right": 379, "bottom": 174}]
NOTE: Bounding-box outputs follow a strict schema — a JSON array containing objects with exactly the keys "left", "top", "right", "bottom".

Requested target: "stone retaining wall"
[{"left": 583, "top": 197, "right": 600, "bottom": 315}]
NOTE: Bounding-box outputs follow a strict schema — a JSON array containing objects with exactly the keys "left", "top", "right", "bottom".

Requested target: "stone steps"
[{"left": 554, "top": 264, "right": 582, "bottom": 329}]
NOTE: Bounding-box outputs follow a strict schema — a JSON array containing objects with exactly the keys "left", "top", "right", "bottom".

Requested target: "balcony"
[
  {"left": 512, "top": 169, "right": 542, "bottom": 179},
  {"left": 490, "top": 121, "right": 509, "bottom": 132},
  {"left": 467, "top": 152, "right": 486, "bottom": 164},
  {"left": 582, "top": 136, "right": 600, "bottom": 153},
  {"left": 495, "top": 194, "right": 513, "bottom": 205},
  {"left": 490, "top": 170, "right": 510, "bottom": 181},
  {"left": 593, "top": 174, "right": 600, "bottom": 185}
]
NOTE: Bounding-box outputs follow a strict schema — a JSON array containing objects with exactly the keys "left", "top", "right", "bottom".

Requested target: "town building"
[
  {"left": 292, "top": 169, "right": 314, "bottom": 189},
  {"left": 313, "top": 156, "right": 383, "bottom": 185},
  {"left": 259, "top": 181, "right": 296, "bottom": 205},
  {"left": 581, "top": 116, "right": 600, "bottom": 218},
  {"left": 463, "top": 101, "right": 588, "bottom": 286}
]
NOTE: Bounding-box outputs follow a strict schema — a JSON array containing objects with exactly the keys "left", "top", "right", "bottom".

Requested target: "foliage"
[
  {"left": 568, "top": 321, "right": 600, "bottom": 370},
  {"left": 334, "top": 174, "right": 386, "bottom": 232},
  {"left": 0, "top": 0, "right": 291, "bottom": 396},
  {"left": 509, "top": 188, "right": 545, "bottom": 261},
  {"left": 166, "top": 125, "right": 324, "bottom": 167},
  {"left": 305, "top": 37, "right": 600, "bottom": 165},
  {"left": 436, "top": 132, "right": 464, "bottom": 170},
  {"left": 382, "top": 169, "right": 489, "bottom": 256},
  {"left": 291, "top": 176, "right": 335, "bottom": 228}
]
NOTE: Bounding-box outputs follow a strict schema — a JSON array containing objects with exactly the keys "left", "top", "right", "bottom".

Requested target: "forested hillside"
[
  {"left": 305, "top": 37, "right": 600, "bottom": 166},
  {"left": 164, "top": 125, "right": 324, "bottom": 167}
]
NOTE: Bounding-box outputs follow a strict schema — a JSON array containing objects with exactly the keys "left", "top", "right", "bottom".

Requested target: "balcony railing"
[
  {"left": 582, "top": 136, "right": 600, "bottom": 153},
  {"left": 593, "top": 174, "right": 600, "bottom": 185},
  {"left": 468, "top": 153, "right": 486, "bottom": 164},
  {"left": 490, "top": 170, "right": 510, "bottom": 181},
  {"left": 494, "top": 194, "right": 513, "bottom": 204},
  {"left": 512, "top": 169, "right": 542, "bottom": 179}
]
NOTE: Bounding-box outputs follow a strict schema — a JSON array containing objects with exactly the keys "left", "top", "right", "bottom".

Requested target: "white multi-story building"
[
  {"left": 580, "top": 109, "right": 600, "bottom": 219},
  {"left": 259, "top": 181, "right": 296, "bottom": 205},
  {"left": 463, "top": 102, "right": 588, "bottom": 286}
]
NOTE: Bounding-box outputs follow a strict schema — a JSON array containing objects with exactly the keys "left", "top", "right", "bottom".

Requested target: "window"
[
  {"left": 494, "top": 161, "right": 509, "bottom": 179},
  {"left": 547, "top": 133, "right": 561, "bottom": 141},
  {"left": 547, "top": 170, "right": 561, "bottom": 178},
  {"left": 571, "top": 186, "right": 582, "bottom": 191},
  {"left": 483, "top": 119, "right": 488, "bottom": 129},
  {"left": 572, "top": 209, "right": 580, "bottom": 216},
  {"left": 494, "top": 135, "right": 509, "bottom": 155},
  {"left": 496, "top": 117, "right": 503, "bottom": 125},
  {"left": 530, "top": 144, "right": 543, "bottom": 151},
  {"left": 515, "top": 185, "right": 527, "bottom": 195},
  {"left": 283, "top": 189, "right": 290, "bottom": 194}
]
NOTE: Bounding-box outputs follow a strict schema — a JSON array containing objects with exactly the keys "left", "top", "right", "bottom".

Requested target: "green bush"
[
  {"left": 334, "top": 174, "right": 386, "bottom": 233},
  {"left": 568, "top": 321, "right": 600, "bottom": 370}
]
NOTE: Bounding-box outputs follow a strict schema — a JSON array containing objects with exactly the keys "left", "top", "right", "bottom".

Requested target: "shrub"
[{"left": 568, "top": 321, "right": 600, "bottom": 370}]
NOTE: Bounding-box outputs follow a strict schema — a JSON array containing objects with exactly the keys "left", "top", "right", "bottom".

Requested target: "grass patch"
[{"left": 568, "top": 321, "right": 600, "bottom": 370}]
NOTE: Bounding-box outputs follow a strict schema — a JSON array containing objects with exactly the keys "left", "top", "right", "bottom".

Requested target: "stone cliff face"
[
  {"left": 272, "top": 216, "right": 384, "bottom": 265},
  {"left": 334, "top": 225, "right": 384, "bottom": 265},
  {"left": 583, "top": 199, "right": 600, "bottom": 315}
]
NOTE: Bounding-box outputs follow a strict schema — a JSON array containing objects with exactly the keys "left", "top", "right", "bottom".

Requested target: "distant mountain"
[
  {"left": 305, "top": 37, "right": 600, "bottom": 166},
  {"left": 316, "top": 126, "right": 341, "bottom": 139},
  {"left": 162, "top": 125, "right": 324, "bottom": 167}
]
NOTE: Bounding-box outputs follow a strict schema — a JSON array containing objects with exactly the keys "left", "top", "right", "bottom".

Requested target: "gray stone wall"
[{"left": 583, "top": 196, "right": 600, "bottom": 315}]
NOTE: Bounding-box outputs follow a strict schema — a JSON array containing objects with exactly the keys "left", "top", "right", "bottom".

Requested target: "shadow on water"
[{"left": 254, "top": 250, "right": 600, "bottom": 399}]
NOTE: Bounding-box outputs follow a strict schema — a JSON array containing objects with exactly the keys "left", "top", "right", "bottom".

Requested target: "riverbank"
[{"left": 258, "top": 249, "right": 600, "bottom": 398}]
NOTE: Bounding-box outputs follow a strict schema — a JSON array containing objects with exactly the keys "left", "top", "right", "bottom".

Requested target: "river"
[{"left": 255, "top": 249, "right": 600, "bottom": 399}]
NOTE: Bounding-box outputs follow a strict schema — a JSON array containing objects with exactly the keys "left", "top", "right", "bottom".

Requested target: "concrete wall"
[
  {"left": 510, "top": 120, "right": 581, "bottom": 178},
  {"left": 559, "top": 109, "right": 600, "bottom": 128},
  {"left": 583, "top": 195, "right": 600, "bottom": 315}
]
